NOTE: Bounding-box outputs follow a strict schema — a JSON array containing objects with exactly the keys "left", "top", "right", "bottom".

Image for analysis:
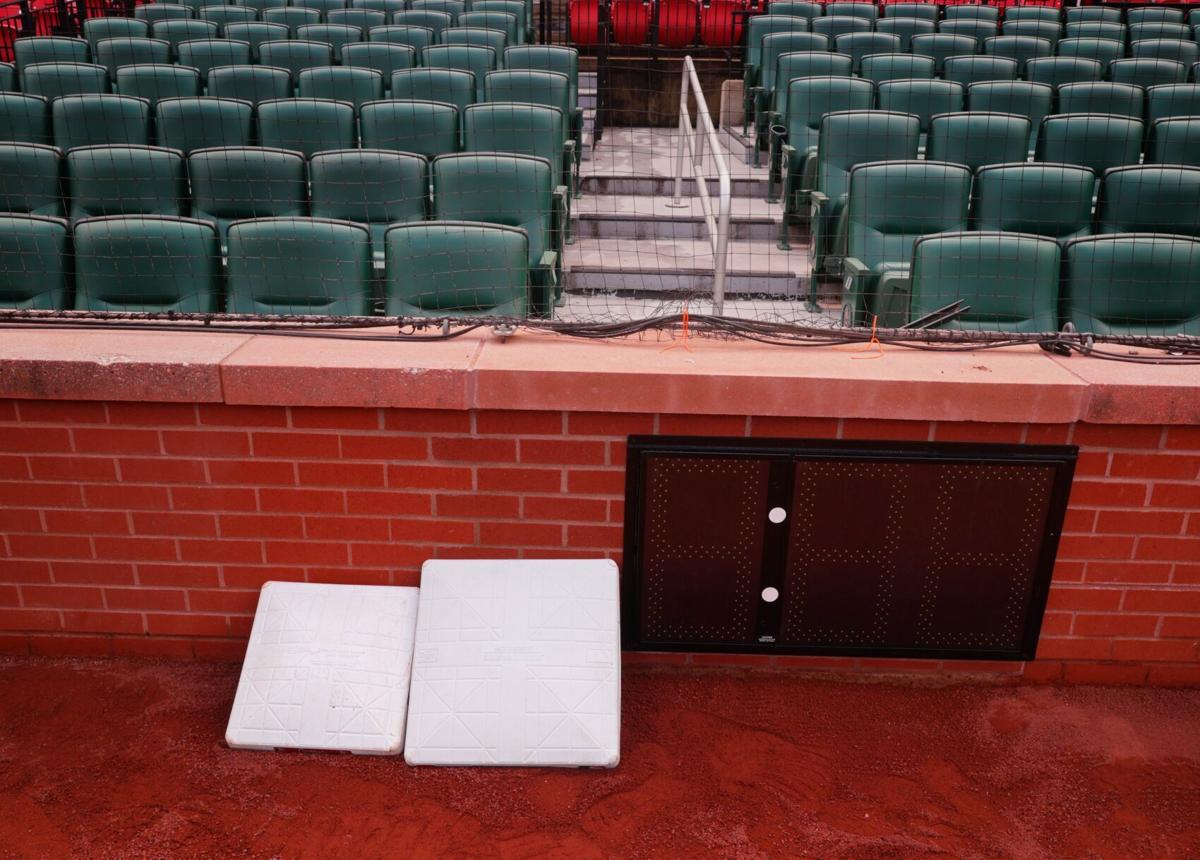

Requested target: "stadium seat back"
[
  {"left": 1149, "top": 118, "right": 1200, "bottom": 167},
  {"left": 1147, "top": 84, "right": 1200, "bottom": 127},
  {"left": 0, "top": 214, "right": 69, "bottom": 309},
  {"left": 177, "top": 39, "right": 252, "bottom": 83},
  {"left": 256, "top": 97, "right": 356, "bottom": 158},
  {"left": 983, "top": 35, "right": 1053, "bottom": 72},
  {"left": 1127, "top": 8, "right": 1184, "bottom": 26},
  {"left": 859, "top": 53, "right": 934, "bottom": 87},
  {"left": 0, "top": 142, "right": 63, "bottom": 217},
  {"left": 199, "top": 5, "right": 259, "bottom": 27},
  {"left": 368, "top": 24, "right": 437, "bottom": 53},
  {"left": 360, "top": 99, "right": 459, "bottom": 157},
  {"left": 782, "top": 76, "right": 875, "bottom": 156},
  {"left": 1131, "top": 39, "right": 1200, "bottom": 69},
  {"left": 390, "top": 68, "right": 476, "bottom": 113},
  {"left": 262, "top": 7, "right": 321, "bottom": 33},
  {"left": 1055, "top": 37, "right": 1124, "bottom": 72},
  {"left": 188, "top": 146, "right": 308, "bottom": 245},
  {"left": 745, "top": 15, "right": 812, "bottom": 82},
  {"left": 910, "top": 34, "right": 977, "bottom": 73},
  {"left": 1065, "top": 8, "right": 1120, "bottom": 25},
  {"left": 14, "top": 37, "right": 89, "bottom": 77},
  {"left": 877, "top": 78, "right": 964, "bottom": 134},
  {"left": 327, "top": 9, "right": 388, "bottom": 31},
  {"left": 207, "top": 64, "right": 291, "bottom": 106},
  {"left": 769, "top": 1, "right": 824, "bottom": 23},
  {"left": 222, "top": 22, "right": 290, "bottom": 59},
  {"left": 834, "top": 32, "right": 902, "bottom": 74},
  {"left": 971, "top": 163, "right": 1096, "bottom": 242},
  {"left": 83, "top": 18, "right": 149, "bottom": 56},
  {"left": 115, "top": 64, "right": 201, "bottom": 107},
  {"left": 66, "top": 144, "right": 187, "bottom": 222},
  {"left": 937, "top": 19, "right": 996, "bottom": 45},
  {"left": 151, "top": 19, "right": 220, "bottom": 56},
  {"left": 155, "top": 96, "right": 253, "bottom": 155},
  {"left": 874, "top": 17, "right": 935, "bottom": 52},
  {"left": 759, "top": 32, "right": 830, "bottom": 94},
  {"left": 297, "top": 66, "right": 384, "bottom": 110},
  {"left": 95, "top": 37, "right": 172, "bottom": 78},
  {"left": 925, "top": 111, "right": 1030, "bottom": 172},
  {"left": 1000, "top": 20, "right": 1061, "bottom": 44},
  {"left": 391, "top": 11, "right": 454, "bottom": 38},
  {"left": 1095, "top": 165, "right": 1200, "bottom": 236},
  {"left": 52, "top": 94, "right": 150, "bottom": 151},
  {"left": 1055, "top": 82, "right": 1144, "bottom": 122},
  {"left": 423, "top": 44, "right": 497, "bottom": 101},
  {"left": 1035, "top": 114, "right": 1144, "bottom": 177},
  {"left": 295, "top": 24, "right": 363, "bottom": 61},
  {"left": 457, "top": 11, "right": 520, "bottom": 45},
  {"left": 1024, "top": 57, "right": 1102, "bottom": 89},
  {"left": 942, "top": 55, "right": 1019, "bottom": 88},
  {"left": 967, "top": 81, "right": 1053, "bottom": 149},
  {"left": 310, "top": 148, "right": 428, "bottom": 252},
  {"left": 464, "top": 102, "right": 567, "bottom": 187},
  {"left": 1108, "top": 58, "right": 1187, "bottom": 88},
  {"left": 1063, "top": 21, "right": 1125, "bottom": 42},
  {"left": 812, "top": 15, "right": 872, "bottom": 42},
  {"left": 825, "top": 3, "right": 877, "bottom": 22},
  {"left": 0, "top": 94, "right": 52, "bottom": 145},
  {"left": 22, "top": 62, "right": 110, "bottom": 102},
  {"left": 258, "top": 40, "right": 335, "bottom": 83},
  {"left": 884, "top": 4, "right": 938, "bottom": 23},
  {"left": 1129, "top": 23, "right": 1192, "bottom": 43},
  {"left": 134, "top": 4, "right": 195, "bottom": 24},
  {"left": 943, "top": 5, "right": 999, "bottom": 23},
  {"left": 341, "top": 42, "right": 416, "bottom": 88},
  {"left": 1003, "top": 7, "right": 1060, "bottom": 24}
]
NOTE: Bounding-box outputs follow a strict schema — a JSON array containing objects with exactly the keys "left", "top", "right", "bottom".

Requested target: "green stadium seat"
[
  {"left": 942, "top": 55, "right": 1019, "bottom": 88},
  {"left": 309, "top": 148, "right": 427, "bottom": 258},
  {"left": 504, "top": 45, "right": 582, "bottom": 157},
  {"left": 484, "top": 68, "right": 575, "bottom": 191},
  {"left": 1024, "top": 57, "right": 1101, "bottom": 89},
  {"left": 1003, "top": 7, "right": 1060, "bottom": 24},
  {"left": 1064, "top": 234, "right": 1200, "bottom": 336},
  {"left": 238, "top": 0, "right": 288, "bottom": 13},
  {"left": 1191, "top": 10, "right": 1200, "bottom": 27},
  {"left": 937, "top": 19, "right": 996, "bottom": 46},
  {"left": 134, "top": 4, "right": 195, "bottom": 24},
  {"left": 83, "top": 18, "right": 150, "bottom": 56},
  {"left": 768, "top": 1, "right": 824, "bottom": 23},
  {"left": 384, "top": 221, "right": 529, "bottom": 316},
  {"left": 1056, "top": 82, "right": 1144, "bottom": 121},
  {"left": 115, "top": 64, "right": 201, "bottom": 106},
  {"left": 95, "top": 37, "right": 172, "bottom": 78},
  {"left": 967, "top": 80, "right": 1053, "bottom": 151},
  {"left": 1108, "top": 58, "right": 1187, "bottom": 88},
  {"left": 391, "top": 11, "right": 454, "bottom": 38},
  {"left": 207, "top": 64, "right": 291, "bottom": 106},
  {"left": 222, "top": 22, "right": 291, "bottom": 58},
  {"left": 1147, "top": 84, "right": 1200, "bottom": 127},
  {"left": 1035, "top": 114, "right": 1144, "bottom": 176},
  {"left": 74, "top": 215, "right": 221, "bottom": 313},
  {"left": 204, "top": 5, "right": 261, "bottom": 27},
  {"left": 258, "top": 40, "right": 335, "bottom": 84},
  {"left": 368, "top": 24, "right": 437, "bottom": 53},
  {"left": 1132, "top": 39, "right": 1200, "bottom": 69},
  {"left": 0, "top": 63, "right": 12, "bottom": 93},
  {"left": 877, "top": 78, "right": 964, "bottom": 140},
  {"left": 825, "top": 3, "right": 877, "bottom": 22},
  {"left": 151, "top": 19, "right": 220, "bottom": 56},
  {"left": 177, "top": 39, "right": 252, "bottom": 84},
  {"left": 943, "top": 5, "right": 999, "bottom": 23},
  {"left": 1128, "top": 8, "right": 1185, "bottom": 26},
  {"left": 860, "top": 53, "right": 934, "bottom": 87},
  {"left": 189, "top": 146, "right": 307, "bottom": 250},
  {"left": 1055, "top": 37, "right": 1124, "bottom": 72},
  {"left": 14, "top": 37, "right": 90, "bottom": 78},
  {"left": 472, "top": 1, "right": 529, "bottom": 41},
  {"left": 22, "top": 63, "right": 110, "bottom": 101},
  {"left": 751, "top": 31, "right": 831, "bottom": 140},
  {"left": 0, "top": 214, "right": 69, "bottom": 310},
  {"left": 1000, "top": 20, "right": 1061, "bottom": 45},
  {"left": 66, "top": 144, "right": 187, "bottom": 222},
  {"left": 925, "top": 111, "right": 1030, "bottom": 172},
  {"left": 834, "top": 32, "right": 902, "bottom": 74},
  {"left": 423, "top": 44, "right": 497, "bottom": 101},
  {"left": 883, "top": 4, "right": 938, "bottom": 23},
  {"left": 301, "top": 0, "right": 352, "bottom": 19},
  {"left": 984, "top": 35, "right": 1053, "bottom": 73},
  {"left": 907, "top": 231, "right": 1061, "bottom": 333},
  {"left": 53, "top": 94, "right": 150, "bottom": 150},
  {"left": 360, "top": 98, "right": 459, "bottom": 157},
  {"left": 873, "top": 17, "right": 935, "bottom": 51},
  {"left": 0, "top": 143, "right": 63, "bottom": 216},
  {"left": 411, "top": 0, "right": 466, "bottom": 20},
  {"left": 432, "top": 152, "right": 563, "bottom": 310},
  {"left": 458, "top": 11, "right": 521, "bottom": 46},
  {"left": 766, "top": 51, "right": 852, "bottom": 128},
  {"left": 842, "top": 159, "right": 972, "bottom": 326},
  {"left": 226, "top": 216, "right": 373, "bottom": 316},
  {"left": 155, "top": 96, "right": 253, "bottom": 154},
  {"left": 328, "top": 9, "right": 388, "bottom": 31},
  {"left": 355, "top": 0, "right": 406, "bottom": 14},
  {"left": 812, "top": 15, "right": 872, "bottom": 42},
  {"left": 1063, "top": 21, "right": 1125, "bottom": 42},
  {"left": 744, "top": 15, "right": 812, "bottom": 117},
  {"left": 1095, "top": 165, "right": 1200, "bottom": 237},
  {"left": 971, "top": 163, "right": 1095, "bottom": 242},
  {"left": 298, "top": 66, "right": 384, "bottom": 109},
  {"left": 1129, "top": 23, "right": 1192, "bottom": 43},
  {"left": 256, "top": 97, "right": 355, "bottom": 157},
  {"left": 440, "top": 26, "right": 507, "bottom": 65},
  {"left": 390, "top": 67, "right": 475, "bottom": 112},
  {"left": 910, "top": 34, "right": 977, "bottom": 74},
  {"left": 802, "top": 110, "right": 921, "bottom": 276},
  {"left": 1148, "top": 118, "right": 1200, "bottom": 167},
  {"left": 177, "top": 0, "right": 219, "bottom": 12},
  {"left": 262, "top": 7, "right": 321, "bottom": 34},
  {"left": 1065, "top": 8, "right": 1120, "bottom": 25},
  {"left": 0, "top": 94, "right": 52, "bottom": 145},
  {"left": 295, "top": 24, "right": 363, "bottom": 61}
]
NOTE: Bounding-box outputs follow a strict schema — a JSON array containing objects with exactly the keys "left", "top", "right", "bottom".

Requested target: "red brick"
[
  {"left": 519, "top": 439, "right": 605, "bottom": 465},
  {"left": 1074, "top": 451, "right": 1110, "bottom": 476},
  {"left": 308, "top": 568, "right": 393, "bottom": 586},
  {"left": 1021, "top": 661, "right": 1064, "bottom": 683},
  {"left": 0, "top": 585, "right": 18, "bottom": 606},
  {"left": 113, "top": 637, "right": 195, "bottom": 659},
  {"left": 1096, "top": 510, "right": 1186, "bottom": 535},
  {"left": 108, "top": 402, "right": 198, "bottom": 426},
  {"left": 437, "top": 493, "right": 519, "bottom": 519},
  {"left": 0, "top": 508, "right": 41, "bottom": 532},
  {"left": 291, "top": 406, "right": 380, "bottom": 430},
  {"left": 118, "top": 458, "right": 206, "bottom": 484},
  {"left": 301, "top": 516, "right": 386, "bottom": 542},
  {"left": 934, "top": 422, "right": 1024, "bottom": 443},
  {"left": 1160, "top": 616, "right": 1200, "bottom": 638},
  {"left": 743, "top": 416, "right": 838, "bottom": 438},
  {"left": 434, "top": 545, "right": 519, "bottom": 560},
  {"left": 0, "top": 560, "right": 51, "bottom": 583},
  {"left": 0, "top": 427, "right": 72, "bottom": 453},
  {"left": 567, "top": 469, "right": 625, "bottom": 495},
  {"left": 1073, "top": 424, "right": 1163, "bottom": 449},
  {"left": 131, "top": 511, "right": 218, "bottom": 538},
  {"left": 179, "top": 539, "right": 262, "bottom": 564},
  {"left": 29, "top": 456, "right": 118, "bottom": 481},
  {"left": 658, "top": 414, "right": 748, "bottom": 436},
  {"left": 94, "top": 536, "right": 177, "bottom": 563},
  {"left": 390, "top": 518, "right": 475, "bottom": 544},
  {"left": 0, "top": 455, "right": 29, "bottom": 480},
  {"left": 163, "top": 430, "right": 250, "bottom": 458},
  {"left": 386, "top": 464, "right": 473, "bottom": 490},
  {"left": 86, "top": 483, "right": 170, "bottom": 510},
  {"left": 1067, "top": 481, "right": 1148, "bottom": 508},
  {"left": 1072, "top": 613, "right": 1160, "bottom": 637},
  {"left": 200, "top": 460, "right": 296, "bottom": 492},
  {"left": 193, "top": 640, "right": 248, "bottom": 661},
  {"left": 1063, "top": 663, "right": 1149, "bottom": 685},
  {"left": 188, "top": 589, "right": 259, "bottom": 614},
  {"left": 30, "top": 635, "right": 113, "bottom": 657},
  {"left": 1039, "top": 611, "right": 1073, "bottom": 636},
  {"left": 1110, "top": 453, "right": 1200, "bottom": 481},
  {"left": 383, "top": 409, "right": 471, "bottom": 434},
  {"left": 1151, "top": 483, "right": 1200, "bottom": 508},
  {"left": 1147, "top": 665, "right": 1200, "bottom": 686},
  {"left": 62, "top": 610, "right": 143, "bottom": 635},
  {"left": 222, "top": 566, "right": 306, "bottom": 589},
  {"left": 609, "top": 500, "right": 625, "bottom": 523},
  {"left": 1056, "top": 534, "right": 1135, "bottom": 560},
  {"left": 53, "top": 561, "right": 135, "bottom": 585},
  {"left": 104, "top": 588, "right": 187, "bottom": 611},
  {"left": 1024, "top": 424, "right": 1072, "bottom": 445},
  {"left": 253, "top": 432, "right": 339, "bottom": 458},
  {"left": 22, "top": 585, "right": 104, "bottom": 609},
  {"left": 479, "top": 522, "right": 562, "bottom": 547},
  {"left": 1163, "top": 427, "right": 1200, "bottom": 451},
  {"left": 476, "top": 410, "right": 563, "bottom": 436},
  {"left": 219, "top": 514, "right": 304, "bottom": 539},
  {"left": 171, "top": 486, "right": 258, "bottom": 512},
  {"left": 74, "top": 428, "right": 161, "bottom": 455},
  {"left": 1035, "top": 638, "right": 1113, "bottom": 660},
  {"left": 1111, "top": 639, "right": 1199, "bottom": 662},
  {"left": 477, "top": 467, "right": 561, "bottom": 493},
  {"left": 350, "top": 543, "right": 431, "bottom": 568},
  {"left": 1084, "top": 562, "right": 1173, "bottom": 584},
  {"left": 1123, "top": 589, "right": 1200, "bottom": 612},
  {"left": 340, "top": 435, "right": 428, "bottom": 461},
  {"left": 198, "top": 404, "right": 288, "bottom": 427},
  {"left": 0, "top": 400, "right": 14, "bottom": 421},
  {"left": 345, "top": 490, "right": 429, "bottom": 516},
  {"left": 137, "top": 564, "right": 220, "bottom": 588},
  {"left": 1052, "top": 560, "right": 1086, "bottom": 583},
  {"left": 524, "top": 496, "right": 607, "bottom": 522},
  {"left": 1045, "top": 588, "right": 1123, "bottom": 611},
  {"left": 146, "top": 613, "right": 230, "bottom": 637},
  {"left": 432, "top": 437, "right": 517, "bottom": 462},
  {"left": 1171, "top": 564, "right": 1200, "bottom": 584},
  {"left": 16, "top": 400, "right": 107, "bottom": 423},
  {"left": 1136, "top": 538, "right": 1200, "bottom": 563},
  {"left": 567, "top": 524, "right": 624, "bottom": 548},
  {"left": 298, "top": 462, "right": 386, "bottom": 488},
  {"left": 259, "top": 487, "right": 345, "bottom": 514},
  {"left": 9, "top": 534, "right": 93, "bottom": 560},
  {"left": 608, "top": 440, "right": 626, "bottom": 467},
  {"left": 0, "top": 481, "right": 82, "bottom": 507},
  {"left": 841, "top": 419, "right": 931, "bottom": 441},
  {"left": 1061, "top": 508, "right": 1096, "bottom": 534},
  {"left": 526, "top": 549, "right": 613, "bottom": 561},
  {"left": 43, "top": 510, "right": 128, "bottom": 536},
  {"left": 568, "top": 412, "right": 656, "bottom": 437},
  {"left": 0, "top": 609, "right": 61, "bottom": 631},
  {"left": 265, "top": 541, "right": 348, "bottom": 565}
]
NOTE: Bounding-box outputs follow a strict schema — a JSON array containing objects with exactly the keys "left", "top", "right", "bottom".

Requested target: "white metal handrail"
[{"left": 670, "top": 55, "right": 732, "bottom": 316}]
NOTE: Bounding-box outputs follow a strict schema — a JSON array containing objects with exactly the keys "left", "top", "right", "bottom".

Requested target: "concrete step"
[
  {"left": 554, "top": 292, "right": 837, "bottom": 326},
  {"left": 573, "top": 195, "right": 782, "bottom": 241},
  {"left": 580, "top": 174, "right": 770, "bottom": 197},
  {"left": 720, "top": 125, "right": 765, "bottom": 167}
]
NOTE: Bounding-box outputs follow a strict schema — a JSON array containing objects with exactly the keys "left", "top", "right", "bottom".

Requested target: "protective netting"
[{"left": 1, "top": 0, "right": 1199, "bottom": 355}]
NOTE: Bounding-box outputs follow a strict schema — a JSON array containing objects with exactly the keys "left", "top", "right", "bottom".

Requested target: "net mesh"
[{"left": 1, "top": 0, "right": 1200, "bottom": 357}]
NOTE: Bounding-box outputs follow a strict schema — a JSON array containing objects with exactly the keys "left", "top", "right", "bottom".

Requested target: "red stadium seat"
[
  {"left": 658, "top": 0, "right": 698, "bottom": 47},
  {"left": 611, "top": 0, "right": 650, "bottom": 44},
  {"left": 0, "top": 23, "right": 17, "bottom": 62},
  {"left": 570, "top": 0, "right": 602, "bottom": 44},
  {"left": 699, "top": 0, "right": 745, "bottom": 47}
]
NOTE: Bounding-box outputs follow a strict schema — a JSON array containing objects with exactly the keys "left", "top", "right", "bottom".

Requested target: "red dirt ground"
[{"left": 1, "top": 659, "right": 1198, "bottom": 859}]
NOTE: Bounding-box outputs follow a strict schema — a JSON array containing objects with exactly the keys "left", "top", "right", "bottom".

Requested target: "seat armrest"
[{"left": 842, "top": 257, "right": 869, "bottom": 277}]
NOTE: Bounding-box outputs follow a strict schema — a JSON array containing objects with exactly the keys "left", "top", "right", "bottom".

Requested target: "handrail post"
[{"left": 668, "top": 58, "right": 689, "bottom": 207}]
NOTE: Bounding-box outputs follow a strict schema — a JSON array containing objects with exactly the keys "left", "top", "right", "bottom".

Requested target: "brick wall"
[{"left": 1, "top": 399, "right": 1198, "bottom": 685}]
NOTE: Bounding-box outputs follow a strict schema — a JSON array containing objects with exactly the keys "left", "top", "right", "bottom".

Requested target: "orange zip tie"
[{"left": 661, "top": 301, "right": 693, "bottom": 353}]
